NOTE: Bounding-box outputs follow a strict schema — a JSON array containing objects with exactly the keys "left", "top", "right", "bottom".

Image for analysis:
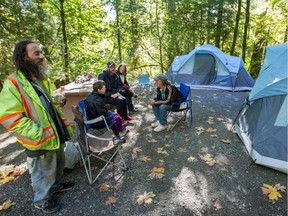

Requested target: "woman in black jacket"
[{"left": 116, "top": 63, "right": 138, "bottom": 112}]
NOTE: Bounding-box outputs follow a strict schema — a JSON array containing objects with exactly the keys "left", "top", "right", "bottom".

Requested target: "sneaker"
[
  {"left": 125, "top": 116, "right": 133, "bottom": 121},
  {"left": 54, "top": 182, "right": 74, "bottom": 194},
  {"left": 154, "top": 124, "right": 168, "bottom": 132},
  {"left": 34, "top": 199, "right": 60, "bottom": 214},
  {"left": 151, "top": 121, "right": 159, "bottom": 128}
]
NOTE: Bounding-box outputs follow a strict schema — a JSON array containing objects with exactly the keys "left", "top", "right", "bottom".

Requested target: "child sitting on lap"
[{"left": 85, "top": 80, "right": 125, "bottom": 136}]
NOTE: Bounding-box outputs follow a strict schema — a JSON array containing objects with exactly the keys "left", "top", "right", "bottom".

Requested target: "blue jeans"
[
  {"left": 27, "top": 148, "right": 65, "bottom": 204},
  {"left": 152, "top": 104, "right": 171, "bottom": 126}
]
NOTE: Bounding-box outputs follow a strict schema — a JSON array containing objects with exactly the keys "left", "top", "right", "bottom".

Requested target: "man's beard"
[{"left": 24, "top": 59, "right": 49, "bottom": 81}]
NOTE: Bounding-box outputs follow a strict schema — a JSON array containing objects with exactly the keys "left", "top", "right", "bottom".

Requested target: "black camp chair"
[
  {"left": 71, "top": 101, "right": 127, "bottom": 184},
  {"left": 167, "top": 83, "right": 193, "bottom": 131}
]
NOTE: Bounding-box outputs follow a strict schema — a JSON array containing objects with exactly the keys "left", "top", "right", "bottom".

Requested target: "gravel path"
[{"left": 0, "top": 87, "right": 287, "bottom": 216}]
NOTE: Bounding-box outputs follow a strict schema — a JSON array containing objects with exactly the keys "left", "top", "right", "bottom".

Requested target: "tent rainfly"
[
  {"left": 234, "top": 42, "right": 288, "bottom": 173},
  {"left": 166, "top": 44, "right": 254, "bottom": 91}
]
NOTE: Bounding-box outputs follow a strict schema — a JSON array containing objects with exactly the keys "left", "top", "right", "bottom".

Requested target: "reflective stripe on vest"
[{"left": 0, "top": 112, "right": 25, "bottom": 130}]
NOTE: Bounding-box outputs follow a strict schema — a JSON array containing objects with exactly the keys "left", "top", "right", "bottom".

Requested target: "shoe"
[
  {"left": 54, "top": 182, "right": 74, "bottom": 194},
  {"left": 151, "top": 121, "right": 159, "bottom": 128},
  {"left": 129, "top": 108, "right": 138, "bottom": 113},
  {"left": 34, "top": 199, "right": 60, "bottom": 214},
  {"left": 154, "top": 124, "right": 167, "bottom": 132},
  {"left": 125, "top": 116, "right": 133, "bottom": 121}
]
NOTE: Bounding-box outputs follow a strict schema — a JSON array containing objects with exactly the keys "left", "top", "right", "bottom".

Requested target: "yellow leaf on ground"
[
  {"left": 261, "top": 183, "right": 284, "bottom": 201},
  {"left": 214, "top": 200, "right": 223, "bottom": 209},
  {"left": 105, "top": 196, "right": 117, "bottom": 205},
  {"left": 156, "top": 148, "right": 169, "bottom": 156},
  {"left": 221, "top": 139, "right": 231, "bottom": 144},
  {"left": 136, "top": 191, "right": 156, "bottom": 205},
  {"left": 200, "top": 154, "right": 216, "bottom": 166},
  {"left": 132, "top": 147, "right": 142, "bottom": 154},
  {"left": 151, "top": 167, "right": 165, "bottom": 174},
  {"left": 195, "top": 127, "right": 205, "bottom": 136},
  {"left": 148, "top": 167, "right": 165, "bottom": 179},
  {"left": 0, "top": 165, "right": 14, "bottom": 178},
  {"left": 268, "top": 191, "right": 282, "bottom": 201},
  {"left": 159, "top": 159, "right": 164, "bottom": 163},
  {"left": 275, "top": 183, "right": 286, "bottom": 192},
  {"left": 187, "top": 156, "right": 197, "bottom": 162},
  {"left": 99, "top": 184, "right": 111, "bottom": 192},
  {"left": 211, "top": 134, "right": 218, "bottom": 138},
  {"left": 0, "top": 176, "right": 15, "bottom": 185},
  {"left": 147, "top": 138, "right": 158, "bottom": 143},
  {"left": 164, "top": 144, "right": 171, "bottom": 147},
  {"left": 140, "top": 156, "right": 152, "bottom": 162},
  {"left": 0, "top": 200, "right": 16, "bottom": 211}
]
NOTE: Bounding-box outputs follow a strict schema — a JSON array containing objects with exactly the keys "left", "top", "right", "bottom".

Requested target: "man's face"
[
  {"left": 25, "top": 43, "right": 45, "bottom": 65},
  {"left": 155, "top": 80, "right": 164, "bottom": 88},
  {"left": 24, "top": 43, "right": 48, "bottom": 81},
  {"left": 108, "top": 65, "right": 116, "bottom": 73}
]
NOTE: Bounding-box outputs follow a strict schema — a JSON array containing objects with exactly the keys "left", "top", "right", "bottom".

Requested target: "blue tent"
[
  {"left": 166, "top": 44, "right": 254, "bottom": 91},
  {"left": 235, "top": 43, "right": 288, "bottom": 173}
]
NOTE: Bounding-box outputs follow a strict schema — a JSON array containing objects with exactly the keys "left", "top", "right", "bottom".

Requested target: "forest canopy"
[{"left": 0, "top": 0, "right": 287, "bottom": 87}]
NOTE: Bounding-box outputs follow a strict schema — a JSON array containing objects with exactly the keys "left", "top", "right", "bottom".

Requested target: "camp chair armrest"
[
  {"left": 84, "top": 115, "right": 105, "bottom": 125},
  {"left": 86, "top": 133, "right": 113, "bottom": 141},
  {"left": 172, "top": 99, "right": 191, "bottom": 105}
]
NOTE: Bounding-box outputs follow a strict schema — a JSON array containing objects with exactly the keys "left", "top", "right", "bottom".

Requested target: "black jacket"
[
  {"left": 155, "top": 83, "right": 183, "bottom": 105},
  {"left": 101, "top": 70, "right": 123, "bottom": 97},
  {"left": 85, "top": 91, "right": 109, "bottom": 120}
]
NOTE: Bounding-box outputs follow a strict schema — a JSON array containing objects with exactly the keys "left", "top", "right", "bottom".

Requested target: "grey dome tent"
[
  {"left": 234, "top": 43, "right": 288, "bottom": 173},
  {"left": 166, "top": 44, "right": 254, "bottom": 91}
]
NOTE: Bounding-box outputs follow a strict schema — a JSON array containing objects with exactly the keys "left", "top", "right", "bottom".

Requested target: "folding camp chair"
[
  {"left": 168, "top": 83, "right": 193, "bottom": 131},
  {"left": 138, "top": 74, "right": 154, "bottom": 96},
  {"left": 71, "top": 101, "right": 127, "bottom": 184}
]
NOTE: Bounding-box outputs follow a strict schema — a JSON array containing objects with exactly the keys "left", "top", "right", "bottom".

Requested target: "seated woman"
[
  {"left": 148, "top": 74, "right": 183, "bottom": 132},
  {"left": 116, "top": 63, "right": 138, "bottom": 112},
  {"left": 85, "top": 80, "right": 125, "bottom": 136}
]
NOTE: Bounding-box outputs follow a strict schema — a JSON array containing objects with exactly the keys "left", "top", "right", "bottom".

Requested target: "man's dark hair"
[
  {"left": 93, "top": 80, "right": 106, "bottom": 92},
  {"left": 13, "top": 40, "right": 36, "bottom": 80}
]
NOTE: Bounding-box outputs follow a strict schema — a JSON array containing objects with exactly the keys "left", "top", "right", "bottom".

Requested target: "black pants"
[
  {"left": 120, "top": 91, "right": 134, "bottom": 111},
  {"left": 105, "top": 97, "right": 128, "bottom": 119}
]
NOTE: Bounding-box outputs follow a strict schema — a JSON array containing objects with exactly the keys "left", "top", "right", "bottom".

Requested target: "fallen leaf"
[
  {"left": 99, "top": 184, "right": 111, "bottom": 192},
  {"left": 200, "top": 154, "right": 216, "bottom": 166},
  {"left": 136, "top": 191, "right": 156, "bottom": 205},
  {"left": 0, "top": 200, "right": 16, "bottom": 211},
  {"left": 211, "top": 134, "right": 218, "bottom": 138},
  {"left": 105, "top": 196, "right": 117, "bottom": 205},
  {"left": 148, "top": 167, "right": 165, "bottom": 179},
  {"left": 184, "top": 137, "right": 190, "bottom": 142},
  {"left": 178, "top": 147, "right": 188, "bottom": 153},
  {"left": 164, "top": 144, "right": 171, "bottom": 147},
  {"left": 159, "top": 159, "right": 164, "bottom": 163},
  {"left": 275, "top": 183, "right": 286, "bottom": 192},
  {"left": 206, "top": 117, "right": 214, "bottom": 124},
  {"left": 261, "top": 184, "right": 283, "bottom": 201},
  {"left": 221, "top": 139, "right": 231, "bottom": 144},
  {"left": 170, "top": 187, "right": 177, "bottom": 192},
  {"left": 91, "top": 166, "right": 98, "bottom": 171},
  {"left": 147, "top": 138, "right": 158, "bottom": 143},
  {"left": 206, "top": 128, "right": 217, "bottom": 133},
  {"left": 0, "top": 165, "right": 14, "bottom": 178},
  {"left": 195, "top": 127, "right": 205, "bottom": 135},
  {"left": 132, "top": 147, "right": 142, "bottom": 154},
  {"left": 140, "top": 156, "right": 152, "bottom": 162},
  {"left": 0, "top": 176, "right": 15, "bottom": 184},
  {"left": 214, "top": 200, "right": 223, "bottom": 209},
  {"left": 187, "top": 156, "right": 197, "bottom": 162},
  {"left": 156, "top": 148, "right": 169, "bottom": 156}
]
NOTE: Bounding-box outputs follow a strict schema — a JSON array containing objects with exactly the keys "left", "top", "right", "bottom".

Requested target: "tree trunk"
[
  {"left": 242, "top": 0, "right": 250, "bottom": 62},
  {"left": 155, "top": 0, "right": 164, "bottom": 73},
  {"left": 129, "top": 0, "right": 139, "bottom": 68},
  {"left": 59, "top": 0, "right": 69, "bottom": 79},
  {"left": 115, "top": 0, "right": 122, "bottom": 63},
  {"left": 248, "top": 38, "right": 265, "bottom": 78},
  {"left": 166, "top": 0, "right": 177, "bottom": 64},
  {"left": 230, "top": 0, "right": 241, "bottom": 55},
  {"left": 215, "top": 0, "right": 224, "bottom": 48},
  {"left": 284, "top": 23, "right": 288, "bottom": 43}
]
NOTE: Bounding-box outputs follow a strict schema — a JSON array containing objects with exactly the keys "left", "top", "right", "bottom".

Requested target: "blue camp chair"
[
  {"left": 138, "top": 74, "right": 154, "bottom": 95},
  {"left": 168, "top": 83, "right": 193, "bottom": 131},
  {"left": 71, "top": 100, "right": 127, "bottom": 184}
]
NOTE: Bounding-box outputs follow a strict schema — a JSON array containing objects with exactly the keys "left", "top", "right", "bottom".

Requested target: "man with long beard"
[{"left": 0, "top": 40, "right": 74, "bottom": 214}]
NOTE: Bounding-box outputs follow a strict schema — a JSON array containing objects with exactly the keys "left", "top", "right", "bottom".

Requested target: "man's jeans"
[
  {"left": 152, "top": 104, "right": 171, "bottom": 126},
  {"left": 27, "top": 148, "right": 65, "bottom": 204}
]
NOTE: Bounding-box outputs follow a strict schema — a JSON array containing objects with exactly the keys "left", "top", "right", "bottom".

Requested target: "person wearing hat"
[
  {"left": 148, "top": 74, "right": 183, "bottom": 132},
  {"left": 99, "top": 61, "right": 133, "bottom": 121}
]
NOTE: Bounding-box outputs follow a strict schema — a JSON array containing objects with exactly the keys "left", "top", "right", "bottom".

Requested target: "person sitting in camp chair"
[
  {"left": 148, "top": 74, "right": 184, "bottom": 132},
  {"left": 85, "top": 80, "right": 126, "bottom": 136}
]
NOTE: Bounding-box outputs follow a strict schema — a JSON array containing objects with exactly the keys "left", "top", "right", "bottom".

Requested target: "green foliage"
[{"left": 0, "top": 0, "right": 286, "bottom": 87}]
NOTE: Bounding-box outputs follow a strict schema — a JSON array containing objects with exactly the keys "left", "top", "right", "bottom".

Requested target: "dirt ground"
[{"left": 0, "top": 86, "right": 287, "bottom": 216}]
